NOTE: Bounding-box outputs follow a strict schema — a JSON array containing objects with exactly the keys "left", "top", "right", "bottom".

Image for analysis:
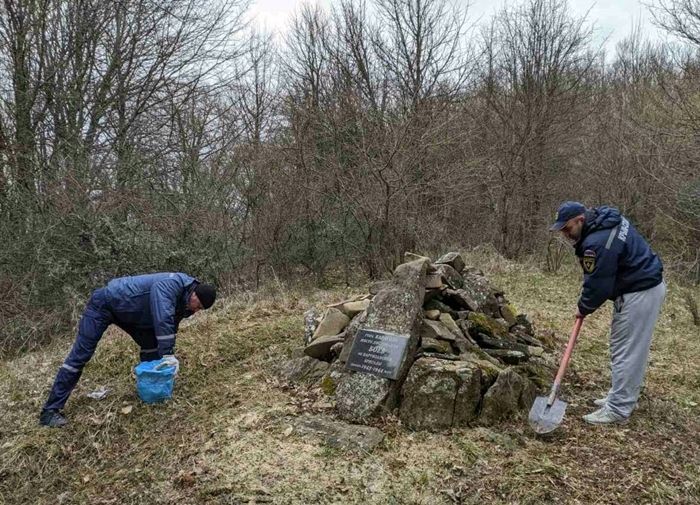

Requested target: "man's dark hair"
[{"left": 194, "top": 283, "right": 216, "bottom": 309}]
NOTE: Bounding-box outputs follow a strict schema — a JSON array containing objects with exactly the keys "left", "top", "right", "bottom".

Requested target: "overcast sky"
[{"left": 247, "top": 0, "right": 672, "bottom": 52}]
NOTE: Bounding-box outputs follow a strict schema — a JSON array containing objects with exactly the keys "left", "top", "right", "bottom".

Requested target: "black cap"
[{"left": 194, "top": 283, "right": 216, "bottom": 309}]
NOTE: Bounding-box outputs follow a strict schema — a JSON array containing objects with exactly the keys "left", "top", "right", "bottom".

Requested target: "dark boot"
[{"left": 39, "top": 409, "right": 68, "bottom": 428}]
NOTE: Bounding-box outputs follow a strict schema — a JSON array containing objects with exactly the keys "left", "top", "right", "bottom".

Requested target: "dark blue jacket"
[
  {"left": 575, "top": 207, "right": 663, "bottom": 315},
  {"left": 104, "top": 273, "right": 198, "bottom": 355}
]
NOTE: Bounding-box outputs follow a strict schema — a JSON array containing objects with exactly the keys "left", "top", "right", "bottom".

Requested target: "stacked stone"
[{"left": 279, "top": 252, "right": 552, "bottom": 431}]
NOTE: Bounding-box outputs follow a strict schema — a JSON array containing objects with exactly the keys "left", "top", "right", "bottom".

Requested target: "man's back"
[
  {"left": 105, "top": 272, "right": 195, "bottom": 330},
  {"left": 575, "top": 206, "right": 662, "bottom": 302}
]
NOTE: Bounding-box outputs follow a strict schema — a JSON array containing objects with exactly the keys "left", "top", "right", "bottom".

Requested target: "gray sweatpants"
[{"left": 605, "top": 281, "right": 667, "bottom": 418}]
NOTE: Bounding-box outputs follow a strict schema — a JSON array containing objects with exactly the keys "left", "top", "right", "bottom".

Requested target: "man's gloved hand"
[{"left": 161, "top": 355, "right": 180, "bottom": 374}]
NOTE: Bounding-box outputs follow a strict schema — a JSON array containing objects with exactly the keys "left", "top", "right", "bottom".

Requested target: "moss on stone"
[
  {"left": 467, "top": 312, "right": 509, "bottom": 339},
  {"left": 320, "top": 374, "right": 338, "bottom": 396},
  {"left": 512, "top": 363, "right": 552, "bottom": 390},
  {"left": 459, "top": 352, "right": 502, "bottom": 385}
]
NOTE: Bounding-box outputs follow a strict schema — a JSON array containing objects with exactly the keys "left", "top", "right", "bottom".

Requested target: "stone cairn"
[{"left": 279, "top": 252, "right": 553, "bottom": 430}]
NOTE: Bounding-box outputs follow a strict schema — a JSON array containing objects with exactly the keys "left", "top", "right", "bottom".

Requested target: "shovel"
[{"left": 528, "top": 316, "right": 584, "bottom": 434}]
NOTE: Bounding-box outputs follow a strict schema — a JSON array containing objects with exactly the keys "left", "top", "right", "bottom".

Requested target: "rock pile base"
[{"left": 280, "top": 252, "right": 554, "bottom": 430}]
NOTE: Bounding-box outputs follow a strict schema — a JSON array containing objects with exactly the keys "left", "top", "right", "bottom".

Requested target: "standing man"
[
  {"left": 550, "top": 202, "right": 666, "bottom": 425},
  {"left": 40, "top": 273, "right": 216, "bottom": 427}
]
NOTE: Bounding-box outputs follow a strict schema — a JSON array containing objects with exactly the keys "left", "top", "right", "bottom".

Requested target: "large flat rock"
[
  {"left": 277, "top": 356, "right": 330, "bottom": 384},
  {"left": 334, "top": 258, "right": 429, "bottom": 422},
  {"left": 479, "top": 367, "right": 537, "bottom": 425},
  {"left": 335, "top": 372, "right": 393, "bottom": 421},
  {"left": 312, "top": 308, "right": 350, "bottom": 340},
  {"left": 462, "top": 273, "right": 501, "bottom": 317},
  {"left": 435, "top": 252, "right": 466, "bottom": 273},
  {"left": 399, "top": 356, "right": 498, "bottom": 430},
  {"left": 435, "top": 263, "right": 463, "bottom": 289},
  {"left": 289, "top": 415, "right": 385, "bottom": 451},
  {"left": 304, "top": 333, "right": 345, "bottom": 361}
]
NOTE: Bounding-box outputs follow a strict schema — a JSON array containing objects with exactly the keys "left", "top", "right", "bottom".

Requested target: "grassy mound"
[{"left": 1, "top": 258, "right": 699, "bottom": 504}]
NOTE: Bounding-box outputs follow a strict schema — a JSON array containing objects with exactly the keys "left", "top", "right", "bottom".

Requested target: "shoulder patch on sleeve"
[{"left": 582, "top": 249, "right": 596, "bottom": 273}]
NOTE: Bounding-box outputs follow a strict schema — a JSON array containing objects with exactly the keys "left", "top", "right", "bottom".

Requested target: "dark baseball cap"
[{"left": 549, "top": 201, "right": 586, "bottom": 231}]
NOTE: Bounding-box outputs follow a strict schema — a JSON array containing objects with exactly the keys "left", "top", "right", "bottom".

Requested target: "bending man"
[{"left": 40, "top": 272, "right": 216, "bottom": 427}]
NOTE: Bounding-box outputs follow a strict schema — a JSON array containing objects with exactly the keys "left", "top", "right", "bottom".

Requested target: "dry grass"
[{"left": 1, "top": 258, "right": 699, "bottom": 505}]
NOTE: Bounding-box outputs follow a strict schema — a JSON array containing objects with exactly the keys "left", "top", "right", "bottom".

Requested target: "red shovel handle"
[{"left": 547, "top": 316, "right": 584, "bottom": 406}]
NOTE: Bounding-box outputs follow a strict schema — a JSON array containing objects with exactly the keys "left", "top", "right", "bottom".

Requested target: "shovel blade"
[{"left": 528, "top": 396, "right": 568, "bottom": 434}]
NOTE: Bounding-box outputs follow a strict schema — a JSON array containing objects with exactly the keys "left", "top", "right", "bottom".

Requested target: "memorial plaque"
[{"left": 345, "top": 329, "right": 411, "bottom": 380}]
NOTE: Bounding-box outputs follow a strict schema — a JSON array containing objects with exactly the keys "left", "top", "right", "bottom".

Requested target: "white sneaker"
[
  {"left": 592, "top": 397, "right": 638, "bottom": 410},
  {"left": 583, "top": 406, "right": 628, "bottom": 425}
]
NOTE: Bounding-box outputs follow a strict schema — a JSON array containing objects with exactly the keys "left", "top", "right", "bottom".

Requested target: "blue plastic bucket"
[{"left": 134, "top": 359, "right": 177, "bottom": 404}]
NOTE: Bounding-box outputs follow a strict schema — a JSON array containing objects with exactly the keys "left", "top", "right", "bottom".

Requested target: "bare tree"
[
  {"left": 372, "top": 0, "right": 470, "bottom": 112},
  {"left": 477, "top": 0, "right": 598, "bottom": 257}
]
